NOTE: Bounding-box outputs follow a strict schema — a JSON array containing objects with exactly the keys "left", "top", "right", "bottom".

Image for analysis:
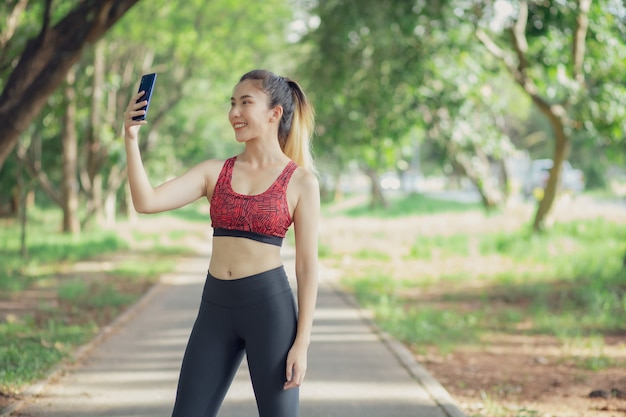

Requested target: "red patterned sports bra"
[{"left": 210, "top": 156, "right": 298, "bottom": 246}]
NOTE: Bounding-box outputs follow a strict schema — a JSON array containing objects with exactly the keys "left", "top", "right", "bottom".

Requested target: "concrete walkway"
[{"left": 3, "top": 248, "right": 466, "bottom": 417}]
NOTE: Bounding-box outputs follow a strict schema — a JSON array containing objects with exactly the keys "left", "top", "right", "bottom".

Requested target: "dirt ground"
[
  {"left": 422, "top": 340, "right": 626, "bottom": 417},
  {"left": 319, "top": 194, "right": 626, "bottom": 417}
]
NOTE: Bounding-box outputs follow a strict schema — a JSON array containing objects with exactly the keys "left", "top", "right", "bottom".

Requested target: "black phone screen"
[{"left": 132, "top": 73, "right": 157, "bottom": 121}]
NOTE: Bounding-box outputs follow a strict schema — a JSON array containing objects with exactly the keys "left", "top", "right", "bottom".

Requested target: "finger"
[
  {"left": 293, "top": 366, "right": 305, "bottom": 386},
  {"left": 283, "top": 377, "right": 299, "bottom": 390},
  {"left": 130, "top": 110, "right": 146, "bottom": 119},
  {"left": 134, "top": 90, "right": 146, "bottom": 101},
  {"left": 124, "top": 108, "right": 142, "bottom": 121},
  {"left": 285, "top": 361, "right": 293, "bottom": 384},
  {"left": 283, "top": 367, "right": 305, "bottom": 390},
  {"left": 124, "top": 105, "right": 147, "bottom": 119},
  {"left": 129, "top": 100, "right": 148, "bottom": 112}
]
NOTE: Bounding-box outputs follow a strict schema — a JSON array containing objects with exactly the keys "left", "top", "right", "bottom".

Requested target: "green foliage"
[
  {"left": 107, "top": 0, "right": 297, "bottom": 171},
  {"left": 0, "top": 0, "right": 298, "bottom": 227},
  {"left": 300, "top": 0, "right": 447, "bottom": 171},
  {"left": 298, "top": 0, "right": 531, "bottom": 204},
  {"left": 474, "top": 0, "right": 626, "bottom": 176}
]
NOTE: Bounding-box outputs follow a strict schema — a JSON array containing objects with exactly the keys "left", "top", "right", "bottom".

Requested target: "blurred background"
[
  {"left": 0, "top": 0, "right": 624, "bottom": 231},
  {"left": 0, "top": 1, "right": 625, "bottom": 416}
]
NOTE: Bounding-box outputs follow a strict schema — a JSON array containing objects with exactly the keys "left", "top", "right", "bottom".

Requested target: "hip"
[{"left": 201, "top": 265, "right": 293, "bottom": 308}]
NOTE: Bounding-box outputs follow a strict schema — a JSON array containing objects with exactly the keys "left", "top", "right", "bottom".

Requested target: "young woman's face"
[{"left": 229, "top": 79, "right": 277, "bottom": 143}]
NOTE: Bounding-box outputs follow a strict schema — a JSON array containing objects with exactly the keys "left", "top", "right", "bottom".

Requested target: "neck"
[{"left": 239, "top": 139, "right": 288, "bottom": 168}]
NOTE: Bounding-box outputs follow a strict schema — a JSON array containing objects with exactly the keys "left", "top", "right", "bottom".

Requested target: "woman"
[{"left": 123, "top": 69, "right": 320, "bottom": 417}]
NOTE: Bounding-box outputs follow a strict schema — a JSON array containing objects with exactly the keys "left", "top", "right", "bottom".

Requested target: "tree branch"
[
  {"left": 16, "top": 142, "right": 62, "bottom": 205},
  {"left": 0, "top": 0, "right": 141, "bottom": 170},
  {"left": 37, "top": 0, "right": 53, "bottom": 45},
  {"left": 510, "top": 0, "right": 529, "bottom": 74},
  {"left": 0, "top": 0, "right": 30, "bottom": 48},
  {"left": 572, "top": 0, "right": 591, "bottom": 85},
  {"left": 475, "top": 28, "right": 563, "bottom": 126}
]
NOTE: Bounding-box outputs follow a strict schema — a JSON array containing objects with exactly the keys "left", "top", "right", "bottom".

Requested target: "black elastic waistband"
[
  {"left": 213, "top": 228, "right": 283, "bottom": 246},
  {"left": 202, "top": 266, "right": 292, "bottom": 307}
]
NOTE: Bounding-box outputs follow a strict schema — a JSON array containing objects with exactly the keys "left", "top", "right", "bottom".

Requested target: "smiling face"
[{"left": 229, "top": 79, "right": 281, "bottom": 143}]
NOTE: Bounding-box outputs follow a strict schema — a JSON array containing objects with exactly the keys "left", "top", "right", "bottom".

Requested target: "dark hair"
[{"left": 239, "top": 69, "right": 315, "bottom": 171}]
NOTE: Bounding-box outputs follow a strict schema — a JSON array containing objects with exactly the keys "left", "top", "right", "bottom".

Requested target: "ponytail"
[
  {"left": 239, "top": 70, "right": 316, "bottom": 172},
  {"left": 283, "top": 80, "right": 316, "bottom": 173}
]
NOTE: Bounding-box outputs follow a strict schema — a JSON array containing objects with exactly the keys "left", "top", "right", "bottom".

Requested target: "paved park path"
[{"left": 3, "top": 246, "right": 466, "bottom": 417}]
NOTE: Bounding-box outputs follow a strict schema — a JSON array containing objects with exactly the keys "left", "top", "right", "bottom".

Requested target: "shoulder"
[
  {"left": 192, "top": 158, "right": 228, "bottom": 178},
  {"left": 292, "top": 167, "right": 319, "bottom": 193},
  {"left": 290, "top": 167, "right": 320, "bottom": 208},
  {"left": 191, "top": 158, "right": 231, "bottom": 195}
]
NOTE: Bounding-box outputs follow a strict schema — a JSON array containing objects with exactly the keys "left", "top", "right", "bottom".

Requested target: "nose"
[{"left": 229, "top": 104, "right": 240, "bottom": 120}]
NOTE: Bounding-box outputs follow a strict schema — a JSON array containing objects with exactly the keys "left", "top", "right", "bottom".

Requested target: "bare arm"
[
  {"left": 284, "top": 170, "right": 320, "bottom": 390},
  {"left": 123, "top": 91, "right": 214, "bottom": 213}
]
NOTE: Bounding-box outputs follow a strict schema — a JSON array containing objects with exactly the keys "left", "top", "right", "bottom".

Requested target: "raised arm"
[{"left": 123, "top": 91, "right": 216, "bottom": 213}]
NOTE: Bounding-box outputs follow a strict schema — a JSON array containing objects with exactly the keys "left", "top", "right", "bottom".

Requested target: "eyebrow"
[{"left": 230, "top": 94, "right": 255, "bottom": 101}]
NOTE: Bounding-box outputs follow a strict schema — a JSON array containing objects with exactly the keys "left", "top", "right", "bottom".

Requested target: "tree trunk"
[
  {"left": 17, "top": 151, "right": 27, "bottom": 259},
  {"left": 61, "top": 67, "right": 80, "bottom": 235},
  {"left": 476, "top": 0, "right": 590, "bottom": 232},
  {"left": 104, "top": 192, "right": 117, "bottom": 228},
  {"left": 446, "top": 139, "right": 501, "bottom": 209},
  {"left": 84, "top": 41, "right": 106, "bottom": 225},
  {"left": 0, "top": 0, "right": 140, "bottom": 171},
  {"left": 450, "top": 154, "right": 500, "bottom": 210},
  {"left": 363, "top": 167, "right": 388, "bottom": 209},
  {"left": 532, "top": 120, "right": 570, "bottom": 232}
]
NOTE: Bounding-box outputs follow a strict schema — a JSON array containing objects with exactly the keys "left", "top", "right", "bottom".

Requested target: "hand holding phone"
[{"left": 132, "top": 73, "right": 157, "bottom": 121}]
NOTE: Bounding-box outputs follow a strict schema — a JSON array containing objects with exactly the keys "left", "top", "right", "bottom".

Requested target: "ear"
[{"left": 270, "top": 105, "right": 283, "bottom": 122}]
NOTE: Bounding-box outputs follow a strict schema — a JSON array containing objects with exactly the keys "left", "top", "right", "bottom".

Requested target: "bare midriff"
[{"left": 208, "top": 236, "right": 283, "bottom": 280}]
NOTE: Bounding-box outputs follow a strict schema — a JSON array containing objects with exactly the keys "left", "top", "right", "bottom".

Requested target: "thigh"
[
  {"left": 171, "top": 301, "right": 244, "bottom": 417},
  {"left": 240, "top": 291, "right": 299, "bottom": 417}
]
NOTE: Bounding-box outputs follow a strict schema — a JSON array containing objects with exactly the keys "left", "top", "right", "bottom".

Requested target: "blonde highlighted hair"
[{"left": 239, "top": 70, "right": 316, "bottom": 172}]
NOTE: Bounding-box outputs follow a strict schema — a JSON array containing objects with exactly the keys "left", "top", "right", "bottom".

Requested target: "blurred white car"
[
  {"left": 380, "top": 172, "right": 401, "bottom": 190},
  {"left": 523, "top": 159, "right": 585, "bottom": 199}
]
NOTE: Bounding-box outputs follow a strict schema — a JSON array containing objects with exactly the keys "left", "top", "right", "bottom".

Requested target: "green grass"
[
  {"left": 0, "top": 317, "right": 95, "bottom": 393},
  {"left": 406, "top": 234, "right": 471, "bottom": 259},
  {"left": 345, "top": 273, "right": 482, "bottom": 353},
  {"left": 111, "top": 260, "right": 176, "bottom": 279},
  {"left": 57, "top": 279, "right": 135, "bottom": 308},
  {"left": 0, "top": 212, "right": 128, "bottom": 292},
  {"left": 340, "top": 217, "right": 626, "bottom": 356},
  {"left": 353, "top": 248, "right": 392, "bottom": 261},
  {"left": 336, "top": 193, "right": 482, "bottom": 217}
]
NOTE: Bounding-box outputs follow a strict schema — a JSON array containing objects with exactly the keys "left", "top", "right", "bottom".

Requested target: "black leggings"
[{"left": 171, "top": 266, "right": 299, "bottom": 417}]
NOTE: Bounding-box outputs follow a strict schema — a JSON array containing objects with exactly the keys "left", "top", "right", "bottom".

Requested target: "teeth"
[{"left": 234, "top": 123, "right": 247, "bottom": 128}]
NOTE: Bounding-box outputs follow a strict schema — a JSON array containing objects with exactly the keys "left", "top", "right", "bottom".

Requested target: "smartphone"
[{"left": 132, "top": 73, "right": 157, "bottom": 121}]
